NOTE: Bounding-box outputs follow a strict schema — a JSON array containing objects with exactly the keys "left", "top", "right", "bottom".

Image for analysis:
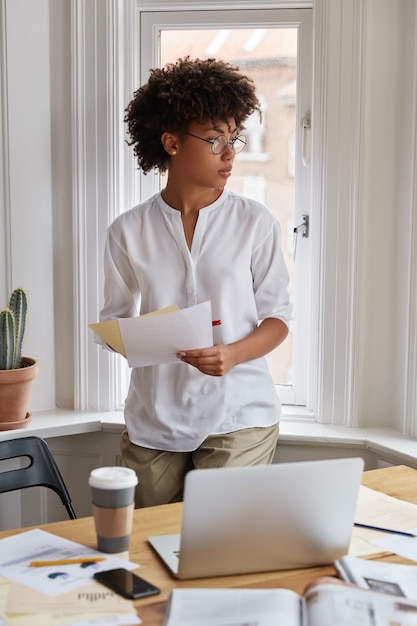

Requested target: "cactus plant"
[
  {"left": 0, "top": 288, "right": 28, "bottom": 370},
  {"left": 0, "top": 287, "right": 37, "bottom": 426}
]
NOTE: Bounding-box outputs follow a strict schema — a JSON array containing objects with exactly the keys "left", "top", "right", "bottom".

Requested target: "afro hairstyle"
[{"left": 124, "top": 56, "right": 261, "bottom": 174}]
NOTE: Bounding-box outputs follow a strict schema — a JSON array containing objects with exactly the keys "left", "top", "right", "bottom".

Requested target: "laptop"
[{"left": 148, "top": 456, "right": 364, "bottom": 579}]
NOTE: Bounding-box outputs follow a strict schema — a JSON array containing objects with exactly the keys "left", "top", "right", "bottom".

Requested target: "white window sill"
[{"left": 1, "top": 409, "right": 416, "bottom": 469}]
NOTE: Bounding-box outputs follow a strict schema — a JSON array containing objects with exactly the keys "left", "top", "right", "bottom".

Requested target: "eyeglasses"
[{"left": 182, "top": 131, "right": 247, "bottom": 155}]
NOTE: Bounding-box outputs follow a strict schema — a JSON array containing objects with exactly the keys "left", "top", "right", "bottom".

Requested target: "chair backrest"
[{"left": 0, "top": 436, "right": 76, "bottom": 519}]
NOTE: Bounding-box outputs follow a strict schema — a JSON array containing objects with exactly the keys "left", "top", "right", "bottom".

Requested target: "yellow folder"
[{"left": 89, "top": 305, "right": 180, "bottom": 357}]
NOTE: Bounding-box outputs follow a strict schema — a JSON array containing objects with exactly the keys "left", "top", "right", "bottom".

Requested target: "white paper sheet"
[
  {"left": 0, "top": 577, "right": 141, "bottom": 626},
  {"left": 0, "top": 529, "right": 138, "bottom": 596},
  {"left": 5, "top": 580, "right": 134, "bottom": 614},
  {"left": 335, "top": 555, "right": 417, "bottom": 598},
  {"left": 164, "top": 588, "right": 301, "bottom": 626},
  {"left": 349, "top": 485, "right": 417, "bottom": 557},
  {"left": 118, "top": 300, "right": 213, "bottom": 367},
  {"left": 355, "top": 486, "right": 417, "bottom": 532},
  {"left": 370, "top": 529, "right": 417, "bottom": 563}
]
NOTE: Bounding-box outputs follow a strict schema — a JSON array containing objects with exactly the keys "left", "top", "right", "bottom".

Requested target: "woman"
[{"left": 100, "top": 57, "right": 293, "bottom": 507}]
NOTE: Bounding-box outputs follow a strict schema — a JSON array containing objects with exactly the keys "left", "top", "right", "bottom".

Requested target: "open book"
[
  {"left": 163, "top": 583, "right": 417, "bottom": 626},
  {"left": 335, "top": 555, "right": 417, "bottom": 598}
]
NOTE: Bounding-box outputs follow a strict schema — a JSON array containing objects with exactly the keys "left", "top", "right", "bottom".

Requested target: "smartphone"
[{"left": 94, "top": 568, "right": 161, "bottom": 600}]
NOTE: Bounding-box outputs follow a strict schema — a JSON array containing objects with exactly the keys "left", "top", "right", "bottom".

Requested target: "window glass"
[
  {"left": 159, "top": 29, "right": 296, "bottom": 388},
  {"left": 136, "top": 9, "right": 312, "bottom": 407}
]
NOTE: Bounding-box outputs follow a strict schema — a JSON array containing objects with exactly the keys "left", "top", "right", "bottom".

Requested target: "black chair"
[{"left": 0, "top": 436, "right": 76, "bottom": 519}]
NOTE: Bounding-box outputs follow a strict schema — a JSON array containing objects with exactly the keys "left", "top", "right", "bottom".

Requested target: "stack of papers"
[
  {"left": 335, "top": 555, "right": 417, "bottom": 598},
  {"left": 89, "top": 301, "right": 213, "bottom": 367},
  {"left": 350, "top": 485, "right": 417, "bottom": 559},
  {"left": 0, "top": 529, "right": 140, "bottom": 625}
]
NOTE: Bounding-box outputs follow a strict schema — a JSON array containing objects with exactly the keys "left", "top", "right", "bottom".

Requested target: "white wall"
[
  {"left": 1, "top": 0, "right": 56, "bottom": 410},
  {"left": 358, "top": 0, "right": 417, "bottom": 427},
  {"left": 49, "top": 0, "right": 75, "bottom": 408},
  {"left": 310, "top": 0, "right": 417, "bottom": 429}
]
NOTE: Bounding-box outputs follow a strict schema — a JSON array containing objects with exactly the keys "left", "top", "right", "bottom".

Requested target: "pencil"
[
  {"left": 354, "top": 522, "right": 417, "bottom": 537},
  {"left": 30, "top": 557, "right": 107, "bottom": 566}
]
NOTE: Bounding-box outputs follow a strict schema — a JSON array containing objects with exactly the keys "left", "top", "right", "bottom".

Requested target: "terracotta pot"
[{"left": 0, "top": 357, "right": 38, "bottom": 428}]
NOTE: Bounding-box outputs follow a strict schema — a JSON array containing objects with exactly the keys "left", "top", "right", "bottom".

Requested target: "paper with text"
[
  {"left": 335, "top": 555, "right": 417, "bottom": 598},
  {"left": 89, "top": 304, "right": 180, "bottom": 357},
  {"left": 118, "top": 300, "right": 213, "bottom": 367},
  {"left": 355, "top": 486, "right": 417, "bottom": 531},
  {"left": 163, "top": 585, "right": 417, "bottom": 626},
  {"left": 349, "top": 485, "right": 417, "bottom": 558},
  {"left": 0, "top": 577, "right": 141, "bottom": 626},
  {"left": 0, "top": 529, "right": 138, "bottom": 597},
  {"left": 90, "top": 301, "right": 213, "bottom": 367},
  {"left": 164, "top": 588, "right": 300, "bottom": 626},
  {"left": 6, "top": 581, "right": 134, "bottom": 614}
]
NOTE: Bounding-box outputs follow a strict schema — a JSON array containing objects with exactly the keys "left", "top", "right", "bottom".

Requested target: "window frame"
[
  {"left": 71, "top": 0, "right": 350, "bottom": 420},
  {"left": 137, "top": 7, "right": 313, "bottom": 407}
]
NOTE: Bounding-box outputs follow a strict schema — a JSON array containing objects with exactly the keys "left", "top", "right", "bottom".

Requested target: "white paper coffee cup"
[{"left": 89, "top": 466, "right": 138, "bottom": 553}]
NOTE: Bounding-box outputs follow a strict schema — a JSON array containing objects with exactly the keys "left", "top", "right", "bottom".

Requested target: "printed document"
[
  {"left": 0, "top": 529, "right": 138, "bottom": 596},
  {"left": 89, "top": 301, "right": 213, "bottom": 367}
]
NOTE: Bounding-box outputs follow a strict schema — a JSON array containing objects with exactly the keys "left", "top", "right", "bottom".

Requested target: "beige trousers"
[{"left": 120, "top": 423, "right": 279, "bottom": 508}]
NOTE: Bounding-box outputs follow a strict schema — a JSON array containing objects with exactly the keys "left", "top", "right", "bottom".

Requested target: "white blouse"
[{"left": 100, "top": 188, "right": 292, "bottom": 452}]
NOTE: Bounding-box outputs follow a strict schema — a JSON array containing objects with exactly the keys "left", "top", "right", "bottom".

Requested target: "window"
[{"left": 135, "top": 8, "right": 313, "bottom": 406}]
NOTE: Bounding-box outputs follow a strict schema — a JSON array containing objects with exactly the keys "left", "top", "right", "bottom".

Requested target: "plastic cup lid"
[{"left": 88, "top": 466, "right": 138, "bottom": 489}]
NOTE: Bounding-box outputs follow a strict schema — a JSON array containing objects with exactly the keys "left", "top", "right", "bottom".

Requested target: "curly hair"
[{"left": 124, "top": 57, "right": 261, "bottom": 174}]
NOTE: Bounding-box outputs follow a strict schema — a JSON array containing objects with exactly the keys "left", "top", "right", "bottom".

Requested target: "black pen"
[{"left": 354, "top": 522, "right": 417, "bottom": 537}]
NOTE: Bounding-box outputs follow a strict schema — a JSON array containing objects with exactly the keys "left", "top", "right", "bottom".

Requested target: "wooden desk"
[{"left": 1, "top": 465, "right": 416, "bottom": 625}]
